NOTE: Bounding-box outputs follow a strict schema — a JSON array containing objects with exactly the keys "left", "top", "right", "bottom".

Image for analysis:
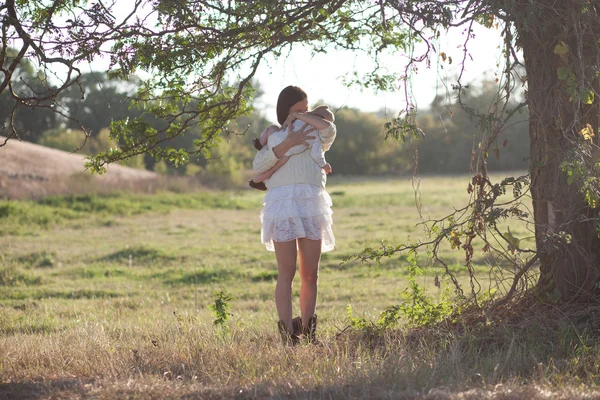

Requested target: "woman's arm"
[
  {"left": 252, "top": 123, "right": 316, "bottom": 173},
  {"left": 283, "top": 111, "right": 331, "bottom": 131}
]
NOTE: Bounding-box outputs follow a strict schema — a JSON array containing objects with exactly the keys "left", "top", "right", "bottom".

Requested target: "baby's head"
[{"left": 308, "top": 105, "right": 334, "bottom": 122}]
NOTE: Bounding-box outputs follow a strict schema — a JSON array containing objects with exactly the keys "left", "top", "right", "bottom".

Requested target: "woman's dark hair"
[{"left": 276, "top": 85, "right": 307, "bottom": 125}]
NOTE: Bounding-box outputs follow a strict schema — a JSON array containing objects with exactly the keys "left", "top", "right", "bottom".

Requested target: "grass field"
[{"left": 1, "top": 175, "right": 599, "bottom": 399}]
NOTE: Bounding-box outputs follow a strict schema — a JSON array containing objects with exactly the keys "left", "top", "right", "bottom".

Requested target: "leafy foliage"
[
  {"left": 394, "top": 251, "right": 453, "bottom": 326},
  {"left": 209, "top": 290, "right": 234, "bottom": 336},
  {"left": 346, "top": 251, "right": 453, "bottom": 330}
]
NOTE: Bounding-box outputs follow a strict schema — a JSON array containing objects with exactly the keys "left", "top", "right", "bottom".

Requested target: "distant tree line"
[{"left": 1, "top": 50, "right": 528, "bottom": 181}]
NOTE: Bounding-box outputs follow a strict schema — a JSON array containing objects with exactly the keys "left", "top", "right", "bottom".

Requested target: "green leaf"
[
  {"left": 582, "top": 89, "right": 595, "bottom": 105},
  {"left": 504, "top": 227, "right": 520, "bottom": 249},
  {"left": 554, "top": 41, "right": 569, "bottom": 56},
  {"left": 557, "top": 67, "right": 570, "bottom": 80}
]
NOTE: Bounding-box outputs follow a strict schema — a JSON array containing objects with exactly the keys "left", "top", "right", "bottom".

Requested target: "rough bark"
[{"left": 516, "top": 0, "right": 600, "bottom": 301}]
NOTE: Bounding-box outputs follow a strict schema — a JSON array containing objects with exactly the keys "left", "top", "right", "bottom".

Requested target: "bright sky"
[
  {"left": 73, "top": 3, "right": 508, "bottom": 120},
  {"left": 251, "top": 23, "right": 507, "bottom": 118}
]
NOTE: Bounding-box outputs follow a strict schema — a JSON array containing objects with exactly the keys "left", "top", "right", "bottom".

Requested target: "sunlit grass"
[{"left": 2, "top": 174, "right": 595, "bottom": 399}]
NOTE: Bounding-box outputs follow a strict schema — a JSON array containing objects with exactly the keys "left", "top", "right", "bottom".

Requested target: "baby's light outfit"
[{"left": 266, "top": 119, "right": 328, "bottom": 168}]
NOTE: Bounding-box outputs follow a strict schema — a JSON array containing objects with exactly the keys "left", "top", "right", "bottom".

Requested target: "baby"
[{"left": 249, "top": 106, "right": 334, "bottom": 191}]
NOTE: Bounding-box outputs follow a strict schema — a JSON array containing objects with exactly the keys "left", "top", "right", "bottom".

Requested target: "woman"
[{"left": 253, "top": 85, "right": 336, "bottom": 345}]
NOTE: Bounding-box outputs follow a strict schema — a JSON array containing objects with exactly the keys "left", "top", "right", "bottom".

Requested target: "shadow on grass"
[
  {"left": 0, "top": 379, "right": 95, "bottom": 400},
  {"left": 98, "top": 245, "right": 178, "bottom": 266},
  {"left": 156, "top": 268, "right": 281, "bottom": 285},
  {"left": 1, "top": 289, "right": 123, "bottom": 301},
  {"left": 0, "top": 266, "right": 42, "bottom": 286},
  {"left": 1, "top": 378, "right": 593, "bottom": 400},
  {"left": 14, "top": 251, "right": 56, "bottom": 268},
  {"left": 157, "top": 268, "right": 235, "bottom": 285},
  {"left": 249, "top": 270, "right": 278, "bottom": 282}
]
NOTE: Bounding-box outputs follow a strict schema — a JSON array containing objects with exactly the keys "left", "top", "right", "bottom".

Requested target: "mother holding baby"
[{"left": 252, "top": 85, "right": 336, "bottom": 345}]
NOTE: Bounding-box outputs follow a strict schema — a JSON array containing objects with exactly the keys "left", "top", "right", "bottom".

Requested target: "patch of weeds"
[
  {"left": 384, "top": 251, "right": 453, "bottom": 327},
  {"left": 0, "top": 201, "right": 75, "bottom": 234},
  {"left": 345, "top": 251, "right": 454, "bottom": 333},
  {"left": 0, "top": 266, "right": 42, "bottom": 286},
  {"left": 38, "top": 193, "right": 136, "bottom": 216},
  {"left": 15, "top": 251, "right": 56, "bottom": 268}
]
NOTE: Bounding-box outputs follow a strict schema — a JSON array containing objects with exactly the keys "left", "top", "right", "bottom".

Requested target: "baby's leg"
[
  {"left": 261, "top": 125, "right": 280, "bottom": 146},
  {"left": 253, "top": 156, "right": 289, "bottom": 183}
]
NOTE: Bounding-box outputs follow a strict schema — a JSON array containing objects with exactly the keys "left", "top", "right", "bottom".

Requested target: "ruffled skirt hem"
[{"left": 260, "top": 184, "right": 335, "bottom": 252}]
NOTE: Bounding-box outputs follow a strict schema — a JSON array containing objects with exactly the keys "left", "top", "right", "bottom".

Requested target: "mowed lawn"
[{"left": 4, "top": 174, "right": 594, "bottom": 399}]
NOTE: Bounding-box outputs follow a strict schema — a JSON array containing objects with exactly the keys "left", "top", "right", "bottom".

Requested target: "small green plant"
[
  {"left": 346, "top": 251, "right": 454, "bottom": 332},
  {"left": 346, "top": 304, "right": 370, "bottom": 330},
  {"left": 209, "top": 290, "right": 233, "bottom": 335},
  {"left": 396, "top": 251, "right": 453, "bottom": 326}
]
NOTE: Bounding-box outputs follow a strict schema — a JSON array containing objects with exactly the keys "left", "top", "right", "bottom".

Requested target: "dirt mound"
[{"left": 0, "top": 136, "right": 157, "bottom": 199}]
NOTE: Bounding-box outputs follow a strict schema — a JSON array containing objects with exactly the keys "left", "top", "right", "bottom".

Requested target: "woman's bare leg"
[
  {"left": 273, "top": 240, "right": 297, "bottom": 333},
  {"left": 297, "top": 238, "right": 322, "bottom": 328}
]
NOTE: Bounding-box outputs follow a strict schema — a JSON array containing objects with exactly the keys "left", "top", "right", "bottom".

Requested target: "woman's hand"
[
  {"left": 286, "top": 121, "right": 315, "bottom": 147},
  {"left": 272, "top": 119, "right": 316, "bottom": 158},
  {"left": 281, "top": 112, "right": 299, "bottom": 131}
]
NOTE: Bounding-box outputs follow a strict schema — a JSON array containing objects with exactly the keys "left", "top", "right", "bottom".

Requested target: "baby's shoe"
[{"left": 249, "top": 180, "right": 267, "bottom": 191}]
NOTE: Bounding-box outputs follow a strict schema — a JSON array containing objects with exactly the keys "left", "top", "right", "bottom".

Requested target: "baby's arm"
[
  {"left": 308, "top": 136, "right": 332, "bottom": 174},
  {"left": 283, "top": 112, "right": 330, "bottom": 132},
  {"left": 319, "top": 123, "right": 336, "bottom": 152},
  {"left": 253, "top": 155, "right": 290, "bottom": 183}
]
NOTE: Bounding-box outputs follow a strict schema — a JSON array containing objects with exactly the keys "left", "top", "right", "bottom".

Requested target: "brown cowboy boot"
[
  {"left": 277, "top": 320, "right": 300, "bottom": 346},
  {"left": 292, "top": 316, "right": 302, "bottom": 337},
  {"left": 302, "top": 314, "right": 318, "bottom": 344}
]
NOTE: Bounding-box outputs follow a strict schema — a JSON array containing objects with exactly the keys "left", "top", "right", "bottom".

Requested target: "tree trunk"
[{"left": 516, "top": 1, "right": 600, "bottom": 301}]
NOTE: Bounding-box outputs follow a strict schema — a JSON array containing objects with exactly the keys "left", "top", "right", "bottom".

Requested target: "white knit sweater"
[{"left": 252, "top": 122, "right": 336, "bottom": 189}]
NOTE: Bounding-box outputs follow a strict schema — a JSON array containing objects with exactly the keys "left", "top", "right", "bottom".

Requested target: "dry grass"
[
  {"left": 0, "top": 136, "right": 230, "bottom": 199},
  {"left": 2, "top": 304, "right": 600, "bottom": 399},
  {"left": 1, "top": 175, "right": 600, "bottom": 399},
  {"left": 0, "top": 136, "right": 160, "bottom": 199}
]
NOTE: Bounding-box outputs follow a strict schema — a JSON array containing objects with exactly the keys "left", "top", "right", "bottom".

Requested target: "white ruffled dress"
[{"left": 260, "top": 183, "right": 335, "bottom": 252}]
